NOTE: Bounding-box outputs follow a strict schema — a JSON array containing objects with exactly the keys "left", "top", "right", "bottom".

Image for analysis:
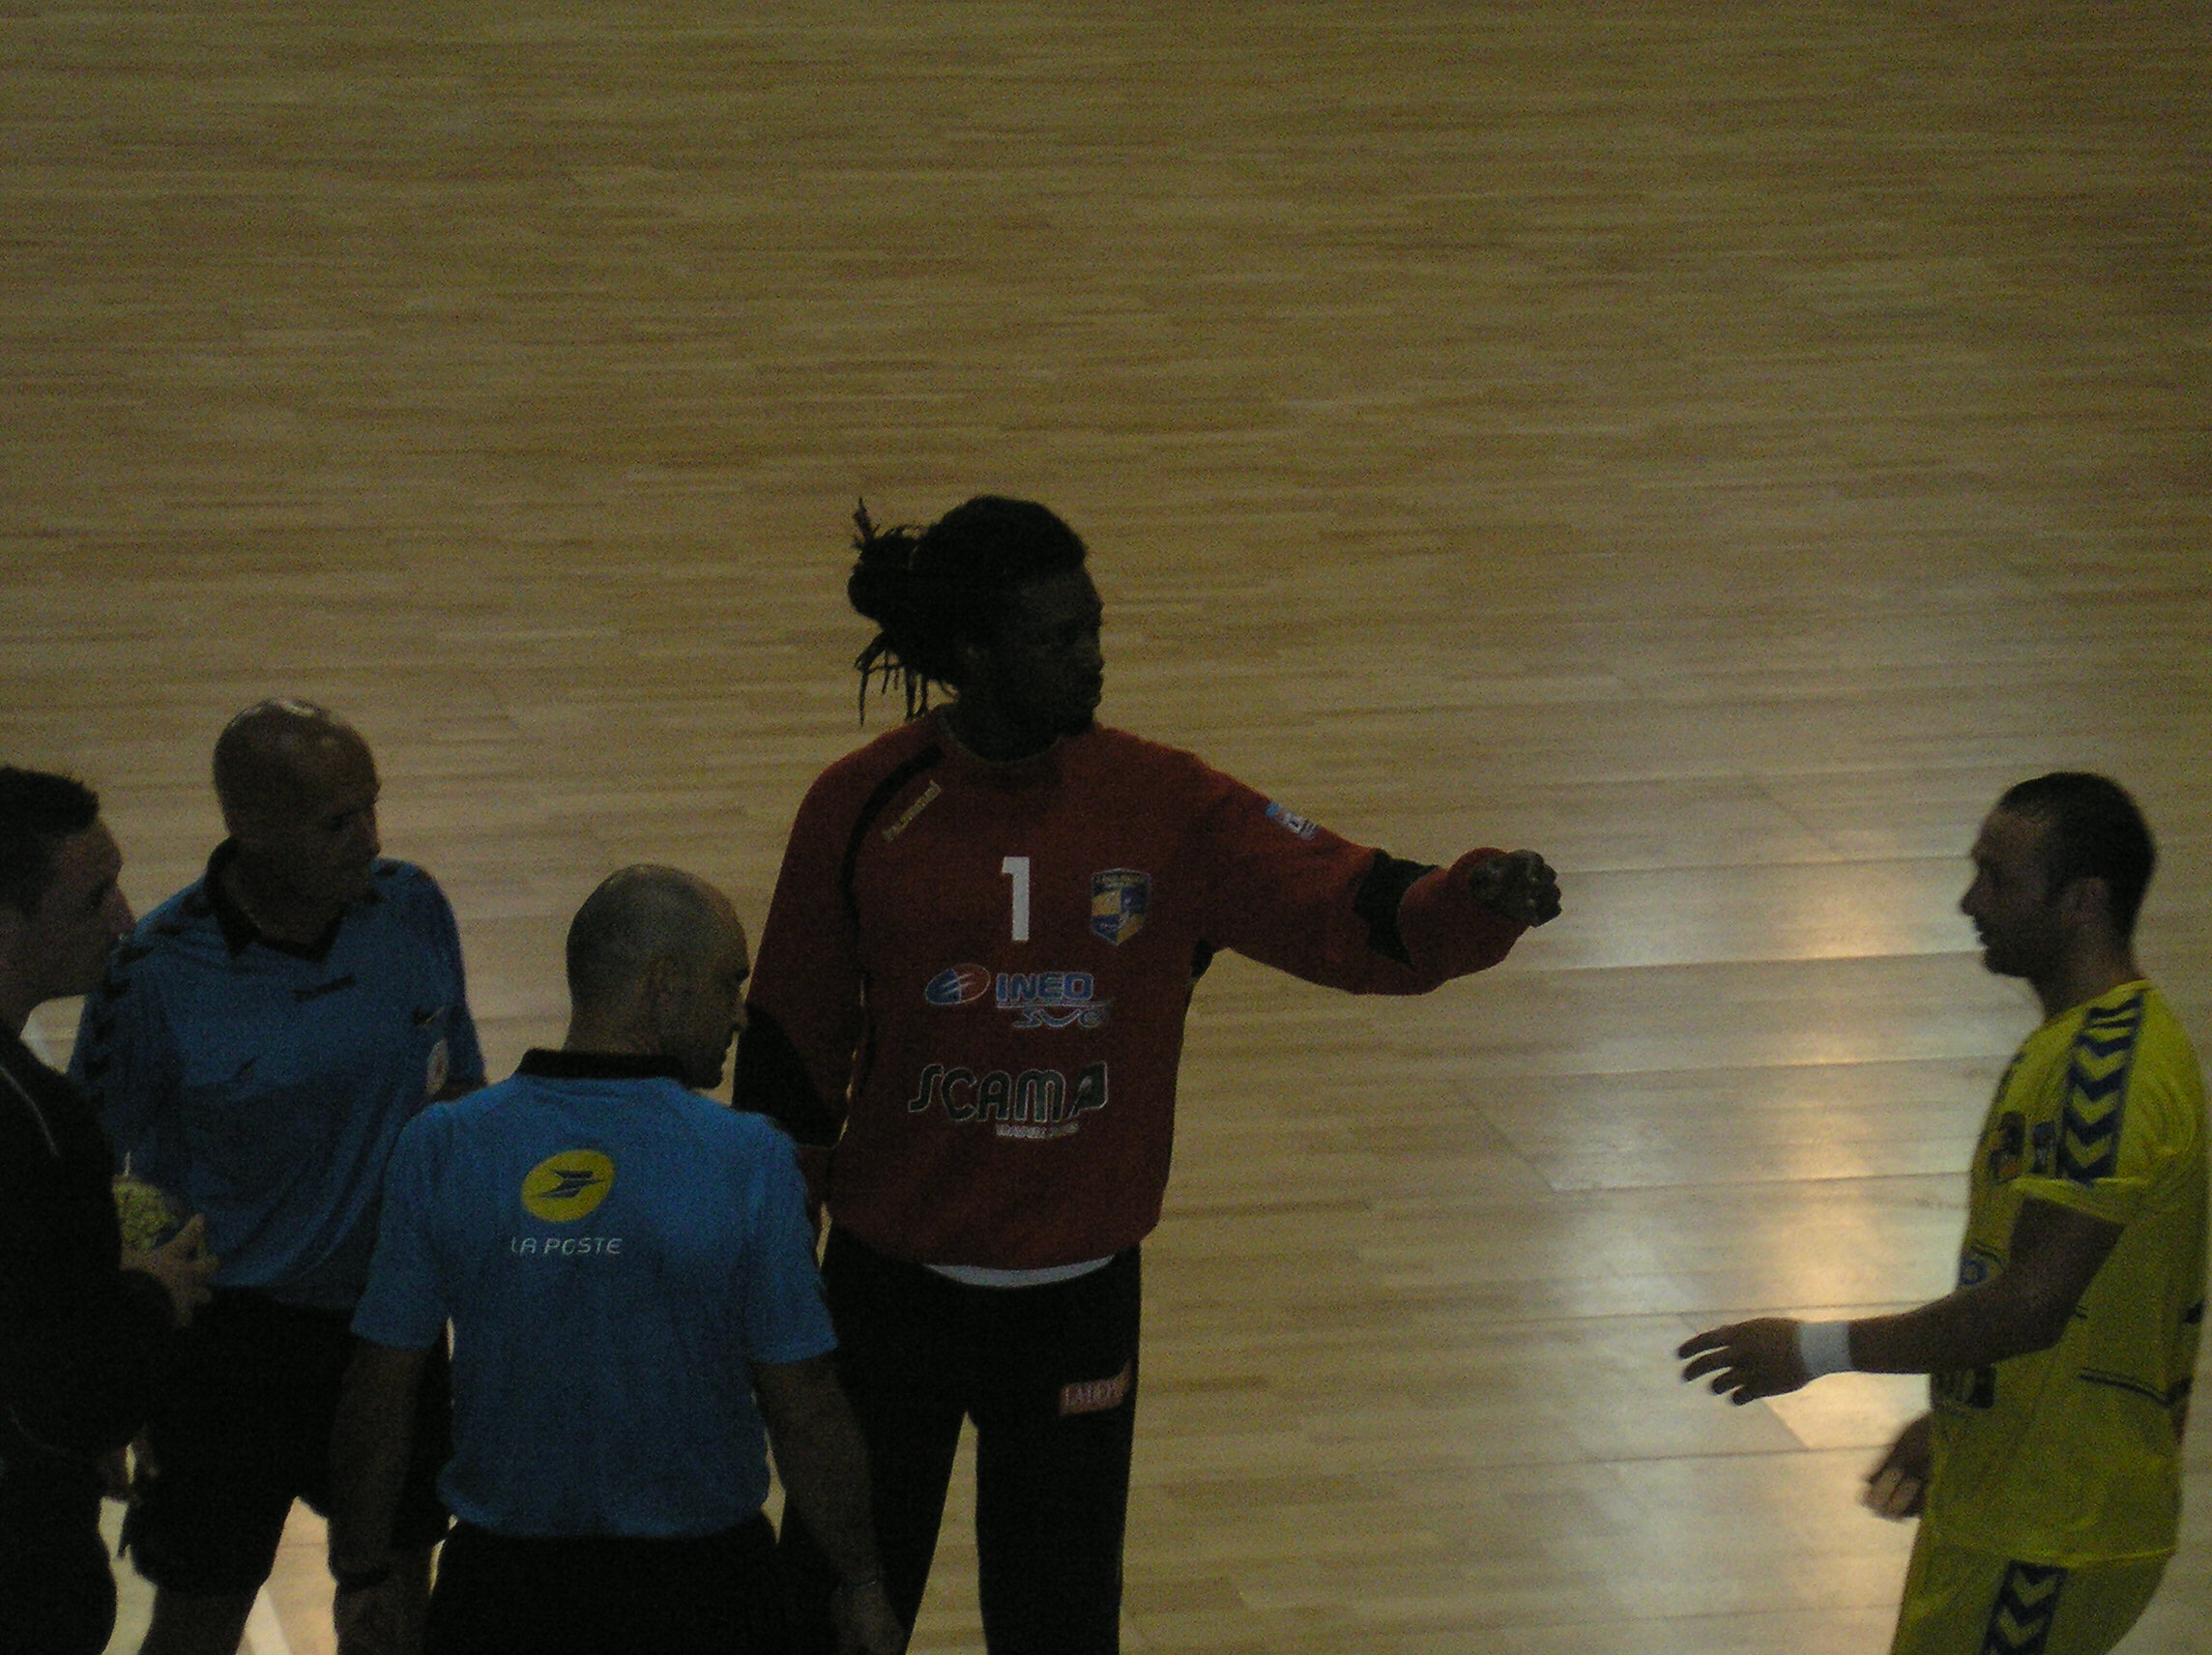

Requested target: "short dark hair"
[
  {"left": 0, "top": 767, "right": 101, "bottom": 915},
  {"left": 1998, "top": 771, "right": 2157, "bottom": 937},
  {"left": 845, "top": 495, "right": 1089, "bottom": 719}
]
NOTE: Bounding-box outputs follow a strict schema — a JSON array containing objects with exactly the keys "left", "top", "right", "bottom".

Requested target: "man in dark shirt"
[{"left": 0, "top": 766, "right": 214, "bottom": 1655}]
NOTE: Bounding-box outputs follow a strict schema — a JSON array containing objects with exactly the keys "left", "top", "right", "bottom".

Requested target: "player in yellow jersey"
[{"left": 1678, "top": 772, "right": 2206, "bottom": 1655}]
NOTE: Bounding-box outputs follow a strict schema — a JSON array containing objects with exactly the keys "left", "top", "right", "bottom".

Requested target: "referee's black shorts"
[
  {"left": 123, "top": 1288, "right": 451, "bottom": 1594},
  {"left": 428, "top": 1513, "right": 786, "bottom": 1655}
]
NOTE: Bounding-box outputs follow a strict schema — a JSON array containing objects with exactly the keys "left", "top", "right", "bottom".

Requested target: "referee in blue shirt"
[
  {"left": 331, "top": 865, "right": 903, "bottom": 1655},
  {"left": 73, "top": 702, "right": 481, "bottom": 1655}
]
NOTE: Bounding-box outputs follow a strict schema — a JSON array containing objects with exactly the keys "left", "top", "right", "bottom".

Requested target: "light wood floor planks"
[{"left": 1, "top": 1, "right": 2204, "bottom": 1650}]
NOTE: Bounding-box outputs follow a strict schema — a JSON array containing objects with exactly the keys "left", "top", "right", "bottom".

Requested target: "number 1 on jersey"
[{"left": 1002, "top": 856, "right": 1032, "bottom": 942}]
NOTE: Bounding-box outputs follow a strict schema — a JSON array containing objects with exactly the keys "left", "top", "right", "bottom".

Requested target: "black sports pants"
[{"left": 779, "top": 1230, "right": 1141, "bottom": 1655}]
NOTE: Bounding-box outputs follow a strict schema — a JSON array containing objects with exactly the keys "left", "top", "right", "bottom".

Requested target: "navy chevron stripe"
[
  {"left": 2067, "top": 1064, "right": 2127, "bottom": 1102},
  {"left": 2085, "top": 1000, "right": 2142, "bottom": 1024},
  {"left": 2058, "top": 1136, "right": 2119, "bottom": 1182},
  {"left": 1980, "top": 1560, "right": 2065, "bottom": 1654},
  {"left": 2058, "top": 1149, "right": 2118, "bottom": 1182},
  {"left": 2057, "top": 995, "right": 2145, "bottom": 1185},
  {"left": 2063, "top": 1109, "right": 2122, "bottom": 1146}
]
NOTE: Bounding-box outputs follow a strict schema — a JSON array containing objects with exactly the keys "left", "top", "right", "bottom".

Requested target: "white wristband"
[{"left": 1797, "top": 1320, "right": 1854, "bottom": 1379}]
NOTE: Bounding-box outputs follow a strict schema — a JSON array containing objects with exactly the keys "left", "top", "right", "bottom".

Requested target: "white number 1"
[{"left": 1002, "top": 856, "right": 1032, "bottom": 942}]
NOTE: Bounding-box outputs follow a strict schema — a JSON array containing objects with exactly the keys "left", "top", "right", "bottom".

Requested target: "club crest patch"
[{"left": 1090, "top": 869, "right": 1150, "bottom": 945}]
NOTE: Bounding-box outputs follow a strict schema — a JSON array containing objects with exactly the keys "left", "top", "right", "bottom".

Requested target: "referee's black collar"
[
  {"left": 516, "top": 1048, "right": 689, "bottom": 1084},
  {"left": 199, "top": 840, "right": 382, "bottom": 962}
]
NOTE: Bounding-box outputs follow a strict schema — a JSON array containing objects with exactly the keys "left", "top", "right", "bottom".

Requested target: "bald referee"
[{"left": 332, "top": 866, "right": 903, "bottom": 1655}]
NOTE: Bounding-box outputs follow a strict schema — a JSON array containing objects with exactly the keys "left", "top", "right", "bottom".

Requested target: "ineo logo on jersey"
[
  {"left": 928, "top": 965, "right": 1110, "bottom": 1029},
  {"left": 925, "top": 964, "right": 996, "bottom": 1007},
  {"left": 997, "top": 972, "right": 1109, "bottom": 1030},
  {"left": 520, "top": 1150, "right": 615, "bottom": 1223},
  {"left": 1265, "top": 800, "right": 1319, "bottom": 840}
]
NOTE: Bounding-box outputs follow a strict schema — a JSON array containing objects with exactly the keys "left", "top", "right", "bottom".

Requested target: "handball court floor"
[{"left": 0, "top": 2, "right": 2205, "bottom": 1650}]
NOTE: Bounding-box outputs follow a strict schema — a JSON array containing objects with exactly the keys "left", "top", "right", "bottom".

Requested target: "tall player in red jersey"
[{"left": 741, "top": 496, "right": 1561, "bottom": 1654}]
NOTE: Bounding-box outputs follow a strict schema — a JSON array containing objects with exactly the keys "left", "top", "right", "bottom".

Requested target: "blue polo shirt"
[
  {"left": 352, "top": 1051, "right": 836, "bottom": 1539},
  {"left": 71, "top": 846, "right": 483, "bottom": 1310}
]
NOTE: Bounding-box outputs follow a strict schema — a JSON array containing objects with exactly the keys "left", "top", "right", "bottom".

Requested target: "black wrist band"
[{"left": 334, "top": 1560, "right": 393, "bottom": 1593}]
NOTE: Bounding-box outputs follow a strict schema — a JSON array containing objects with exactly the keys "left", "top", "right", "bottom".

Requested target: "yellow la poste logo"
[{"left": 521, "top": 1151, "right": 615, "bottom": 1223}]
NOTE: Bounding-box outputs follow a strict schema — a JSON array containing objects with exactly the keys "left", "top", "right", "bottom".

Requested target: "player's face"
[
  {"left": 675, "top": 920, "right": 751, "bottom": 1091},
  {"left": 8, "top": 822, "right": 133, "bottom": 1002},
  {"left": 239, "top": 736, "right": 382, "bottom": 910},
  {"left": 1961, "top": 809, "right": 2068, "bottom": 982},
  {"left": 977, "top": 568, "right": 1105, "bottom": 739}
]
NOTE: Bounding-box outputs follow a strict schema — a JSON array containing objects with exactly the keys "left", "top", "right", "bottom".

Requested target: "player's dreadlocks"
[{"left": 846, "top": 495, "right": 1089, "bottom": 721}]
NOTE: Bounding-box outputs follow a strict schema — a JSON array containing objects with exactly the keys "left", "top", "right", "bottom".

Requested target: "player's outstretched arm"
[
  {"left": 753, "top": 1353, "right": 908, "bottom": 1655},
  {"left": 1847, "top": 1196, "right": 2120, "bottom": 1373},
  {"left": 1678, "top": 1197, "right": 2123, "bottom": 1404}
]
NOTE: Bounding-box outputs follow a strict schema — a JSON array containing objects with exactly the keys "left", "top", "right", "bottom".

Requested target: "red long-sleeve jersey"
[{"left": 740, "top": 715, "right": 1526, "bottom": 1269}]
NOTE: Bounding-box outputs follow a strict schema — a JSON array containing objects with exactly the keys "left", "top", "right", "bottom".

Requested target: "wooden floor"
[{"left": 2, "top": 1, "right": 2205, "bottom": 1649}]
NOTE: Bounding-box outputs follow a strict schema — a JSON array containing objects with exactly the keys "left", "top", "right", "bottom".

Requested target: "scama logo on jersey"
[
  {"left": 905, "top": 1060, "right": 1108, "bottom": 1140},
  {"left": 925, "top": 965, "right": 1110, "bottom": 1030}
]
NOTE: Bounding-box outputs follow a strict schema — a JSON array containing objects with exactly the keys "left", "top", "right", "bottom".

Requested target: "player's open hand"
[
  {"left": 1470, "top": 849, "right": 1561, "bottom": 927},
  {"left": 1862, "top": 1413, "right": 1932, "bottom": 1521},
  {"left": 1676, "top": 1317, "right": 1809, "bottom": 1404}
]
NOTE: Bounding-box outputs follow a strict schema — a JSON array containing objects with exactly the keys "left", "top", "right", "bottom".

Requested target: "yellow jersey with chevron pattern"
[{"left": 1925, "top": 980, "right": 2207, "bottom": 1564}]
